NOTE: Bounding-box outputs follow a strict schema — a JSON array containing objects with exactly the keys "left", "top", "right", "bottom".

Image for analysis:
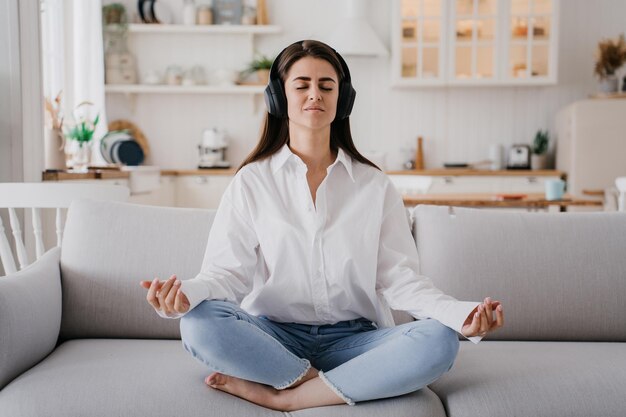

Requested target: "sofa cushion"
[
  {"left": 429, "top": 340, "right": 626, "bottom": 417},
  {"left": 0, "top": 339, "right": 448, "bottom": 417},
  {"left": 60, "top": 200, "right": 215, "bottom": 340},
  {"left": 412, "top": 206, "right": 626, "bottom": 341},
  {"left": 0, "top": 247, "right": 61, "bottom": 390}
]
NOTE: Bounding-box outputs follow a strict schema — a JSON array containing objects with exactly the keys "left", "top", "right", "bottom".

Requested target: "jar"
[
  {"left": 241, "top": 6, "right": 256, "bottom": 25},
  {"left": 196, "top": 5, "right": 213, "bottom": 25},
  {"left": 165, "top": 65, "right": 183, "bottom": 85}
]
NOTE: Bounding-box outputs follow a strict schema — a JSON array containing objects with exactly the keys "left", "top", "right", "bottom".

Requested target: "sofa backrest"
[
  {"left": 412, "top": 205, "right": 626, "bottom": 342},
  {"left": 60, "top": 200, "right": 215, "bottom": 340}
]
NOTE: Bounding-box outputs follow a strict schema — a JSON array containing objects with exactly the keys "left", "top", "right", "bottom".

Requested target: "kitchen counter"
[
  {"left": 42, "top": 168, "right": 237, "bottom": 181},
  {"left": 160, "top": 169, "right": 237, "bottom": 176},
  {"left": 44, "top": 168, "right": 565, "bottom": 181},
  {"left": 402, "top": 192, "right": 601, "bottom": 211},
  {"left": 42, "top": 170, "right": 130, "bottom": 181},
  {"left": 388, "top": 169, "right": 566, "bottom": 178}
]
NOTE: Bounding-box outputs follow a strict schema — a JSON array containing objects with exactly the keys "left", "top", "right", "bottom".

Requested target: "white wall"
[
  {"left": 0, "top": 0, "right": 23, "bottom": 183},
  {"left": 105, "top": 0, "right": 626, "bottom": 170}
]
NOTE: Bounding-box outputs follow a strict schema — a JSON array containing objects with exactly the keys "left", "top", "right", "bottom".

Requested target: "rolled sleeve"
[
  {"left": 156, "top": 176, "right": 259, "bottom": 319},
  {"left": 376, "top": 181, "right": 484, "bottom": 344}
]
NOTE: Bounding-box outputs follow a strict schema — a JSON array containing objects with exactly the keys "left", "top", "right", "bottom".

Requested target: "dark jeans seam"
[
  {"left": 314, "top": 335, "right": 376, "bottom": 354},
  {"left": 233, "top": 310, "right": 302, "bottom": 350}
]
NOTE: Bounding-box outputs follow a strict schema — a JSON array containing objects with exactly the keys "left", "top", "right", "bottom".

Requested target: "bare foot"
[{"left": 205, "top": 372, "right": 286, "bottom": 411}]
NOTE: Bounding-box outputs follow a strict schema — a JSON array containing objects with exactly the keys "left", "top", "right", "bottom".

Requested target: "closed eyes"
[{"left": 296, "top": 86, "right": 333, "bottom": 91}]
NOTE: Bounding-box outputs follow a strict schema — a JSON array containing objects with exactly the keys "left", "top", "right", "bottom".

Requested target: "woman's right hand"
[{"left": 140, "top": 274, "right": 190, "bottom": 317}]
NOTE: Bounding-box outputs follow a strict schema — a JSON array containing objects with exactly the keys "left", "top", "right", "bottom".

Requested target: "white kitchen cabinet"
[
  {"left": 175, "top": 175, "right": 233, "bottom": 209},
  {"left": 59, "top": 178, "right": 175, "bottom": 207},
  {"left": 388, "top": 172, "right": 561, "bottom": 194},
  {"left": 392, "top": 0, "right": 559, "bottom": 86},
  {"left": 55, "top": 175, "right": 230, "bottom": 209},
  {"left": 128, "top": 175, "right": 177, "bottom": 207}
]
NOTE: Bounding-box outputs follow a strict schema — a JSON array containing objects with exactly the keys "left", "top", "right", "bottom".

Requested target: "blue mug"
[{"left": 545, "top": 179, "right": 565, "bottom": 201}]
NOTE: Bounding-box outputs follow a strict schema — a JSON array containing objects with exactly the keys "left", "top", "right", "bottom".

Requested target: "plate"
[{"left": 494, "top": 193, "right": 527, "bottom": 201}]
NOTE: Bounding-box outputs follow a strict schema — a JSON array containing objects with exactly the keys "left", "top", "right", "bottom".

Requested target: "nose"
[{"left": 308, "top": 86, "right": 322, "bottom": 101}]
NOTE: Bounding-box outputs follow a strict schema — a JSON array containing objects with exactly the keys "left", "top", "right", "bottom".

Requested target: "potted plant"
[
  {"left": 102, "top": 3, "right": 128, "bottom": 29},
  {"left": 531, "top": 129, "right": 549, "bottom": 170},
  {"left": 242, "top": 54, "right": 274, "bottom": 85},
  {"left": 594, "top": 33, "right": 626, "bottom": 93},
  {"left": 64, "top": 101, "right": 100, "bottom": 173}
]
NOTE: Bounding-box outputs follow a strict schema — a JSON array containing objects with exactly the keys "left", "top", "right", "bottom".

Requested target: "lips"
[{"left": 305, "top": 107, "right": 324, "bottom": 111}]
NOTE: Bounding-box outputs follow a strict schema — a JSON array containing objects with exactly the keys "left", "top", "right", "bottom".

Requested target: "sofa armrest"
[{"left": 0, "top": 247, "right": 62, "bottom": 390}]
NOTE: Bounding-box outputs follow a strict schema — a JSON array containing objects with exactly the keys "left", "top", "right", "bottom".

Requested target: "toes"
[
  {"left": 205, "top": 372, "right": 224, "bottom": 387},
  {"left": 204, "top": 372, "right": 228, "bottom": 388}
]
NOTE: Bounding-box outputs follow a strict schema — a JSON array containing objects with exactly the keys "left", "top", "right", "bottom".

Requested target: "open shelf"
[
  {"left": 119, "top": 23, "right": 282, "bottom": 35},
  {"left": 105, "top": 84, "right": 266, "bottom": 94}
]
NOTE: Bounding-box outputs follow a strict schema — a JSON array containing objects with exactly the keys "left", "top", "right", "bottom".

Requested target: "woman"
[{"left": 140, "top": 40, "right": 504, "bottom": 411}]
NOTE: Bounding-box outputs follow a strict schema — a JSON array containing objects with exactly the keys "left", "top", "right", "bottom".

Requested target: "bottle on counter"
[
  {"left": 415, "top": 136, "right": 424, "bottom": 170},
  {"left": 182, "top": 0, "right": 196, "bottom": 25}
]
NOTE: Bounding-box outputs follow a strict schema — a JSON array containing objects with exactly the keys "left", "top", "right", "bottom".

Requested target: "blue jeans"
[{"left": 179, "top": 300, "right": 460, "bottom": 406}]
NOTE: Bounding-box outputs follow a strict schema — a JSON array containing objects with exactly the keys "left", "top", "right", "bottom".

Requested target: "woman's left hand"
[{"left": 461, "top": 297, "right": 504, "bottom": 338}]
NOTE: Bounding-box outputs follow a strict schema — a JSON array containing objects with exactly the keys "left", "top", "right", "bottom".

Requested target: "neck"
[{"left": 288, "top": 123, "right": 335, "bottom": 172}]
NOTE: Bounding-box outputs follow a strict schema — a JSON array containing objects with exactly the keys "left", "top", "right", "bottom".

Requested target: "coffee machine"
[{"left": 198, "top": 128, "right": 230, "bottom": 169}]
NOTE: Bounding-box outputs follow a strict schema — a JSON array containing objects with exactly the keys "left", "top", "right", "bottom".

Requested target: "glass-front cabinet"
[
  {"left": 392, "top": 0, "right": 559, "bottom": 86},
  {"left": 396, "top": 0, "right": 447, "bottom": 85},
  {"left": 507, "top": 0, "right": 554, "bottom": 81}
]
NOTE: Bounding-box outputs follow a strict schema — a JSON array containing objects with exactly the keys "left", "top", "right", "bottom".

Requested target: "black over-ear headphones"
[{"left": 264, "top": 40, "right": 356, "bottom": 120}]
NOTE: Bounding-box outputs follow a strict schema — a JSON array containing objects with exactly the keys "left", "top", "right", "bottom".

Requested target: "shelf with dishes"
[
  {"left": 119, "top": 23, "right": 281, "bottom": 35},
  {"left": 105, "top": 84, "right": 266, "bottom": 95}
]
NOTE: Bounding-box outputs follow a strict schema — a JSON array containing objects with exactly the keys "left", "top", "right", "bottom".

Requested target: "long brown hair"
[{"left": 237, "top": 40, "right": 380, "bottom": 172}]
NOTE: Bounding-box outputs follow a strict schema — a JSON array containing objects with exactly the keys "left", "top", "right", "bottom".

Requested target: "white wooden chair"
[
  {"left": 616, "top": 177, "right": 626, "bottom": 212},
  {"left": 0, "top": 183, "right": 130, "bottom": 275}
]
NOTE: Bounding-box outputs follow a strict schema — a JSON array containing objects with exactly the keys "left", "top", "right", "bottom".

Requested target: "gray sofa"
[{"left": 1, "top": 199, "right": 625, "bottom": 417}]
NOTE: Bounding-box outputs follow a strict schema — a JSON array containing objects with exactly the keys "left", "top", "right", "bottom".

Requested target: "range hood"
[{"left": 329, "top": 0, "right": 388, "bottom": 57}]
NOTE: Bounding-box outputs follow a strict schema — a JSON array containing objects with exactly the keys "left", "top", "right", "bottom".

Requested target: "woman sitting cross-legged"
[{"left": 140, "top": 39, "right": 504, "bottom": 412}]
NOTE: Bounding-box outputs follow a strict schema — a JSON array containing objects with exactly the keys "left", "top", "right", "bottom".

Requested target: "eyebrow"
[{"left": 291, "top": 76, "right": 336, "bottom": 83}]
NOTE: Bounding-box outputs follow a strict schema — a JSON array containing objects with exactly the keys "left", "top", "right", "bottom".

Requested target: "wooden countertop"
[
  {"left": 44, "top": 167, "right": 564, "bottom": 181},
  {"left": 388, "top": 169, "right": 565, "bottom": 177},
  {"left": 42, "top": 170, "right": 130, "bottom": 181},
  {"left": 42, "top": 168, "right": 237, "bottom": 181},
  {"left": 402, "top": 193, "right": 602, "bottom": 210},
  {"left": 160, "top": 169, "right": 237, "bottom": 176}
]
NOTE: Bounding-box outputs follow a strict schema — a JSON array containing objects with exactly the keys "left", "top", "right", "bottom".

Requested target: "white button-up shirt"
[{"left": 165, "top": 144, "right": 482, "bottom": 344}]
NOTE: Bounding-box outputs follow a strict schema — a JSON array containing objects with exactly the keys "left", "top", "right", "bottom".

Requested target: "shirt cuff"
[
  {"left": 457, "top": 302, "right": 483, "bottom": 345},
  {"left": 434, "top": 300, "right": 483, "bottom": 345},
  {"left": 155, "top": 308, "right": 184, "bottom": 320},
  {"left": 181, "top": 277, "right": 211, "bottom": 312},
  {"left": 465, "top": 334, "right": 484, "bottom": 344},
  {"left": 153, "top": 277, "right": 211, "bottom": 320}
]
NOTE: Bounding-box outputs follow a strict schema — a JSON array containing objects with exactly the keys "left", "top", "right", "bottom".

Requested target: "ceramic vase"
[
  {"left": 599, "top": 75, "right": 619, "bottom": 93},
  {"left": 69, "top": 141, "right": 92, "bottom": 173},
  {"left": 257, "top": 69, "right": 270, "bottom": 85},
  {"left": 531, "top": 153, "right": 548, "bottom": 170},
  {"left": 44, "top": 127, "right": 66, "bottom": 171}
]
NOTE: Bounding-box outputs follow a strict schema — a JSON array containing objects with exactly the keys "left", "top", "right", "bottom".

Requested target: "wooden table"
[{"left": 402, "top": 193, "right": 603, "bottom": 212}]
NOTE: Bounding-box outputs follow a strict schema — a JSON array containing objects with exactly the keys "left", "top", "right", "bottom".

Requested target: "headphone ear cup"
[
  {"left": 264, "top": 78, "right": 287, "bottom": 118},
  {"left": 336, "top": 83, "right": 356, "bottom": 120}
]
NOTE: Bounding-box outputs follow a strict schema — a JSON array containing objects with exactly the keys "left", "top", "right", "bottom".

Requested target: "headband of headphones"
[{"left": 264, "top": 40, "right": 356, "bottom": 120}]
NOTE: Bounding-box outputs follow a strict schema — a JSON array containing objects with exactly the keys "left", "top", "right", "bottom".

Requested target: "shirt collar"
[
  {"left": 271, "top": 143, "right": 355, "bottom": 182},
  {"left": 334, "top": 147, "right": 355, "bottom": 182},
  {"left": 270, "top": 143, "right": 295, "bottom": 173}
]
